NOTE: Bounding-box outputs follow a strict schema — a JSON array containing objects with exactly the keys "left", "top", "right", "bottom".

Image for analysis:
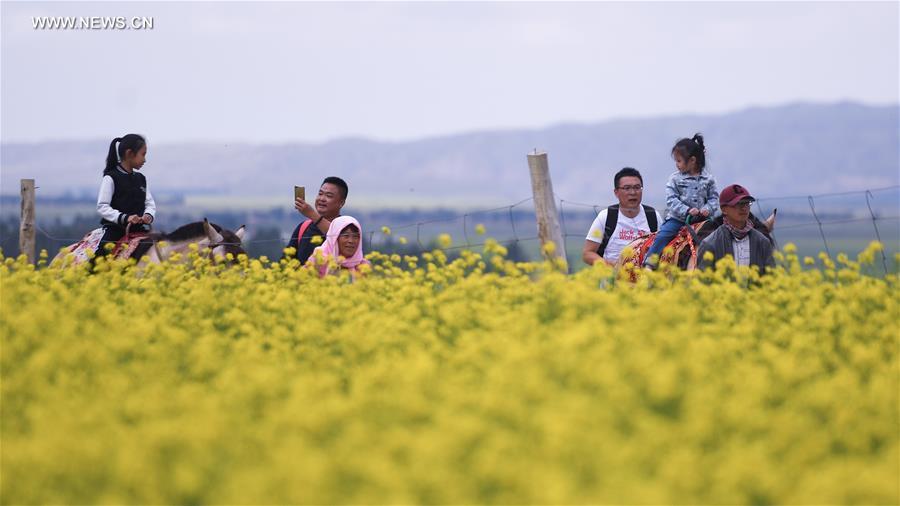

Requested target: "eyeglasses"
[
  {"left": 728, "top": 202, "right": 752, "bottom": 209},
  {"left": 616, "top": 185, "right": 643, "bottom": 192}
]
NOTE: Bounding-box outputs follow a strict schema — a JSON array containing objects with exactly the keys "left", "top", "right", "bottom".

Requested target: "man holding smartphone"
[{"left": 285, "top": 176, "right": 349, "bottom": 263}]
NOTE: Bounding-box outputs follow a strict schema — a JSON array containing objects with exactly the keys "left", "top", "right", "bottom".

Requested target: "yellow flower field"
[{"left": 1, "top": 242, "right": 898, "bottom": 504}]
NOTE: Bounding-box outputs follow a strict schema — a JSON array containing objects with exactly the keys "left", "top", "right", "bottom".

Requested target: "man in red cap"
[{"left": 698, "top": 184, "right": 775, "bottom": 272}]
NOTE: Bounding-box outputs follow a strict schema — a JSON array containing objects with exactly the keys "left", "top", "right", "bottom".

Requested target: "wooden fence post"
[
  {"left": 526, "top": 151, "right": 567, "bottom": 270},
  {"left": 19, "top": 179, "right": 36, "bottom": 264}
]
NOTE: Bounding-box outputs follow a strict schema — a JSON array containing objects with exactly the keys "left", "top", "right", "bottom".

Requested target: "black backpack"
[{"left": 596, "top": 204, "right": 659, "bottom": 256}]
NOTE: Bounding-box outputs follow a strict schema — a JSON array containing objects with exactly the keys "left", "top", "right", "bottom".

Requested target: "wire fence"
[
  {"left": 20, "top": 185, "right": 900, "bottom": 272},
  {"left": 362, "top": 198, "right": 542, "bottom": 253},
  {"left": 360, "top": 185, "right": 900, "bottom": 272}
]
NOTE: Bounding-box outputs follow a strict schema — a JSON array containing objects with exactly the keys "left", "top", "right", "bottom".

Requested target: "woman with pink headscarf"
[{"left": 306, "top": 216, "right": 370, "bottom": 278}]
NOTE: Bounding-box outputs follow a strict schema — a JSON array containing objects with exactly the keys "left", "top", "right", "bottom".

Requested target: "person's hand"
[
  {"left": 127, "top": 214, "right": 143, "bottom": 225},
  {"left": 699, "top": 208, "right": 710, "bottom": 217},
  {"left": 141, "top": 214, "right": 153, "bottom": 224},
  {"left": 688, "top": 208, "right": 700, "bottom": 216},
  {"left": 295, "top": 197, "right": 319, "bottom": 220}
]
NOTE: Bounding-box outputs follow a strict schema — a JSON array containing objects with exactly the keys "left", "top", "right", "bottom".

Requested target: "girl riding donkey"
[
  {"left": 617, "top": 134, "right": 775, "bottom": 272},
  {"left": 52, "top": 135, "right": 247, "bottom": 267},
  {"left": 642, "top": 133, "right": 719, "bottom": 269},
  {"left": 95, "top": 134, "right": 155, "bottom": 258}
]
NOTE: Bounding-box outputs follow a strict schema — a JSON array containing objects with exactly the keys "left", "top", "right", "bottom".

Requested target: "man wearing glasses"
[
  {"left": 698, "top": 184, "right": 775, "bottom": 271},
  {"left": 583, "top": 167, "right": 662, "bottom": 266}
]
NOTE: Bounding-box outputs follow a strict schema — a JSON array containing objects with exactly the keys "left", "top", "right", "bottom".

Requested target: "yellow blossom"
[{"left": 0, "top": 242, "right": 896, "bottom": 506}]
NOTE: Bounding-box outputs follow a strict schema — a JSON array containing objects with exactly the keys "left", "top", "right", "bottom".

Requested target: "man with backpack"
[
  {"left": 582, "top": 167, "right": 662, "bottom": 266},
  {"left": 286, "top": 176, "right": 349, "bottom": 264}
]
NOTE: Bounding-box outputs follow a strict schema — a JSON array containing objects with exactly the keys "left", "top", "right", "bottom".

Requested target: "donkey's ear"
[
  {"left": 203, "top": 218, "right": 224, "bottom": 244},
  {"left": 234, "top": 225, "right": 246, "bottom": 241},
  {"left": 152, "top": 240, "right": 165, "bottom": 263},
  {"left": 764, "top": 209, "right": 777, "bottom": 232}
]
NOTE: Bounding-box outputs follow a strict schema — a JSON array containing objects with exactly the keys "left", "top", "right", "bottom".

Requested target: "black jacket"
[{"left": 101, "top": 168, "right": 147, "bottom": 228}]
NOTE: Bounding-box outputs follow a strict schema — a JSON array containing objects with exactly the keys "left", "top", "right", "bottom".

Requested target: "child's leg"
[
  {"left": 89, "top": 226, "right": 125, "bottom": 272},
  {"left": 643, "top": 218, "right": 684, "bottom": 266},
  {"left": 94, "top": 226, "right": 125, "bottom": 258}
]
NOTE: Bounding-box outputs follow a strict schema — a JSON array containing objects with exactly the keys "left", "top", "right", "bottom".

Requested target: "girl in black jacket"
[{"left": 95, "top": 134, "right": 156, "bottom": 256}]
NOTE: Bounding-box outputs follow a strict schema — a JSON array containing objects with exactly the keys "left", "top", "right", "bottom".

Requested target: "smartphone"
[{"left": 294, "top": 185, "right": 305, "bottom": 201}]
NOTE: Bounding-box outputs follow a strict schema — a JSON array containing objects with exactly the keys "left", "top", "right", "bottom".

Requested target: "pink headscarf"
[{"left": 309, "top": 216, "right": 370, "bottom": 277}]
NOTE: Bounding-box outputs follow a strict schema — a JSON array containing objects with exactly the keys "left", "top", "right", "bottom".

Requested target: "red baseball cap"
[{"left": 720, "top": 184, "right": 755, "bottom": 206}]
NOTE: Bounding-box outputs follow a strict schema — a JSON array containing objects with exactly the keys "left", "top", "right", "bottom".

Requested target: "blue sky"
[{"left": 2, "top": 1, "right": 898, "bottom": 144}]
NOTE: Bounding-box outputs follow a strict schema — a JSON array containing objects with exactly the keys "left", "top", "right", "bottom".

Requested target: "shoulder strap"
[
  {"left": 596, "top": 205, "right": 619, "bottom": 256},
  {"left": 643, "top": 205, "right": 658, "bottom": 232},
  {"left": 296, "top": 219, "right": 313, "bottom": 245}
]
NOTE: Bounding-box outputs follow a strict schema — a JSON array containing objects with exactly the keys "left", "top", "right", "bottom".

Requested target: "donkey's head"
[{"left": 201, "top": 219, "right": 247, "bottom": 262}]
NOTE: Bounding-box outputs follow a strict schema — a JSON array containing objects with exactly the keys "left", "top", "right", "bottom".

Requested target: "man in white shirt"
[{"left": 583, "top": 167, "right": 663, "bottom": 266}]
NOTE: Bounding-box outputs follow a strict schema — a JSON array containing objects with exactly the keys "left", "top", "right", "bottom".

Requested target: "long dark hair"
[
  {"left": 671, "top": 133, "right": 706, "bottom": 171},
  {"left": 105, "top": 134, "right": 146, "bottom": 173}
]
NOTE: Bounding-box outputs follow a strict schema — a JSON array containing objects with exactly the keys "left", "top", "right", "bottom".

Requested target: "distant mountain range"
[{"left": 2, "top": 102, "right": 897, "bottom": 210}]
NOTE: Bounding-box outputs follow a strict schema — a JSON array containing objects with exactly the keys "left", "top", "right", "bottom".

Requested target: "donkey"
[
  {"left": 51, "top": 219, "right": 247, "bottom": 267},
  {"left": 616, "top": 210, "right": 776, "bottom": 272}
]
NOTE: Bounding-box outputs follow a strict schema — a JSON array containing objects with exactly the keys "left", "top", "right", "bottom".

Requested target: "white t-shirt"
[{"left": 586, "top": 206, "right": 663, "bottom": 263}]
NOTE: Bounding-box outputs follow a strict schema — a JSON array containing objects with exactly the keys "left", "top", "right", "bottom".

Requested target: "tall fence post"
[
  {"left": 19, "top": 179, "right": 36, "bottom": 264},
  {"left": 526, "top": 151, "right": 567, "bottom": 270}
]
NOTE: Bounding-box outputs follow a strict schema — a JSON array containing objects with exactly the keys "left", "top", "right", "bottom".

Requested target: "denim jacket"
[{"left": 664, "top": 170, "right": 719, "bottom": 222}]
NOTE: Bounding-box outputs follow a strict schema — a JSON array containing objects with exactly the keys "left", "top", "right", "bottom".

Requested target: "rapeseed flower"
[{"left": 0, "top": 242, "right": 896, "bottom": 505}]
